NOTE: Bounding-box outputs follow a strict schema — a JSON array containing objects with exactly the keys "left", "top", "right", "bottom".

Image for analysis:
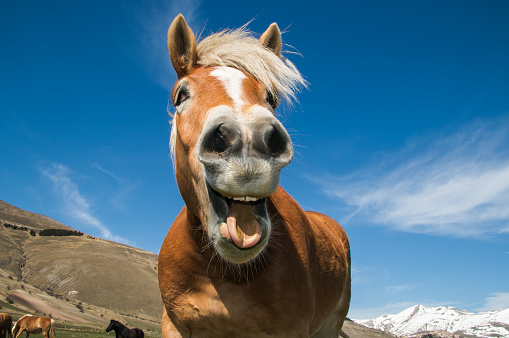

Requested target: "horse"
[
  {"left": 12, "top": 315, "right": 54, "bottom": 338},
  {"left": 0, "top": 313, "right": 13, "bottom": 338},
  {"left": 158, "top": 14, "right": 351, "bottom": 337},
  {"left": 105, "top": 320, "right": 144, "bottom": 338}
]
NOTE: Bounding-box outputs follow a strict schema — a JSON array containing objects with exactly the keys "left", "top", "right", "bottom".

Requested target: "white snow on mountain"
[{"left": 354, "top": 305, "right": 509, "bottom": 337}]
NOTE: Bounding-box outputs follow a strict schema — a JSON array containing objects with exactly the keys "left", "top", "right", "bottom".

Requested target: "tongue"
[{"left": 226, "top": 202, "right": 262, "bottom": 248}]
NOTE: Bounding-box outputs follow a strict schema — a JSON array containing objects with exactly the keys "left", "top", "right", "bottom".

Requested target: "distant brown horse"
[
  {"left": 12, "top": 316, "right": 54, "bottom": 338},
  {"left": 0, "top": 313, "right": 13, "bottom": 338},
  {"left": 158, "top": 14, "right": 351, "bottom": 337}
]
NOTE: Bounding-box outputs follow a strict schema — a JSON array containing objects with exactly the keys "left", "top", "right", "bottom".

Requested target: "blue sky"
[{"left": 1, "top": 0, "right": 508, "bottom": 319}]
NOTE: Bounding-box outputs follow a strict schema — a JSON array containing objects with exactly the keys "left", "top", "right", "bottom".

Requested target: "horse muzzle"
[{"left": 196, "top": 108, "right": 293, "bottom": 263}]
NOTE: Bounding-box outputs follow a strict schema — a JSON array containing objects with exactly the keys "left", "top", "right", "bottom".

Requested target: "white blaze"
[{"left": 210, "top": 67, "right": 246, "bottom": 111}]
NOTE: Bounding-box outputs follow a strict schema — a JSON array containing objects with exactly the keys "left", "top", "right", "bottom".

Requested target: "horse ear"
[
  {"left": 168, "top": 14, "right": 198, "bottom": 78},
  {"left": 259, "top": 23, "right": 282, "bottom": 57}
]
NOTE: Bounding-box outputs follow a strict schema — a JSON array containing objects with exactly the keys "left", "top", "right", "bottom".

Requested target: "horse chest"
[{"left": 171, "top": 280, "right": 310, "bottom": 337}]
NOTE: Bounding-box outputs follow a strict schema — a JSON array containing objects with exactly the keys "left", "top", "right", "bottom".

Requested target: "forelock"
[{"left": 196, "top": 26, "right": 307, "bottom": 104}]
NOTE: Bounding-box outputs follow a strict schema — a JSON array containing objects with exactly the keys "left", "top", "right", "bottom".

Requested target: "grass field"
[
  {"left": 55, "top": 325, "right": 161, "bottom": 338},
  {"left": 0, "top": 299, "right": 161, "bottom": 338},
  {"left": 54, "top": 327, "right": 110, "bottom": 338}
]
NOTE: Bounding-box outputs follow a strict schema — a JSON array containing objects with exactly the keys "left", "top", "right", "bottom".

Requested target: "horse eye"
[
  {"left": 174, "top": 85, "right": 190, "bottom": 107},
  {"left": 266, "top": 90, "right": 279, "bottom": 109}
]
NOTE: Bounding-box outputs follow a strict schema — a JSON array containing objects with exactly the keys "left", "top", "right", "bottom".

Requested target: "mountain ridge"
[
  {"left": 0, "top": 199, "right": 72, "bottom": 231},
  {"left": 355, "top": 304, "right": 509, "bottom": 337}
]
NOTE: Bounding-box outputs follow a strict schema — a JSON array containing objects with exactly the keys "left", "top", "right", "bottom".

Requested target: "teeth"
[{"left": 232, "top": 196, "right": 259, "bottom": 202}]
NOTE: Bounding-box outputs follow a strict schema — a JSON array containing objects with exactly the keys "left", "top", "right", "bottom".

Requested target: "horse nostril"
[
  {"left": 201, "top": 123, "right": 236, "bottom": 156},
  {"left": 266, "top": 124, "right": 290, "bottom": 157},
  {"left": 213, "top": 126, "right": 229, "bottom": 153}
]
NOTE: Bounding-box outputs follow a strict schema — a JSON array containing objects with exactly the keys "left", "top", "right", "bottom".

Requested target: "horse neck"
[
  {"left": 13, "top": 316, "right": 27, "bottom": 330},
  {"left": 113, "top": 323, "right": 128, "bottom": 336},
  {"left": 184, "top": 207, "right": 218, "bottom": 263}
]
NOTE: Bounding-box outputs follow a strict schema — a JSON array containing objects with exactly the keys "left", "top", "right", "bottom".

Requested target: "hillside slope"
[
  {"left": 0, "top": 200, "right": 161, "bottom": 324},
  {"left": 22, "top": 235, "right": 161, "bottom": 320}
]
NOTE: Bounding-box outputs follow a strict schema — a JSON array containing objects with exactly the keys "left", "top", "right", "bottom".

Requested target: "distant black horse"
[{"left": 105, "top": 320, "right": 144, "bottom": 338}]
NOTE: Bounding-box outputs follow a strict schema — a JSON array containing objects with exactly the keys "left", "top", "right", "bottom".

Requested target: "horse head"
[
  {"left": 105, "top": 320, "right": 117, "bottom": 332},
  {"left": 167, "top": 15, "right": 305, "bottom": 264}
]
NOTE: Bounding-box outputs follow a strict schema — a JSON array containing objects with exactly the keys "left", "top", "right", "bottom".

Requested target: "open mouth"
[
  {"left": 223, "top": 197, "right": 263, "bottom": 248},
  {"left": 207, "top": 183, "right": 270, "bottom": 254}
]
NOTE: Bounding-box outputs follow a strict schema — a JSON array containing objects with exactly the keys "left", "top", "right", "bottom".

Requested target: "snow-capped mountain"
[{"left": 354, "top": 305, "right": 509, "bottom": 337}]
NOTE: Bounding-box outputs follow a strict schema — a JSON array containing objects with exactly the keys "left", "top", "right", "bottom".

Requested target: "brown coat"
[
  {"left": 0, "top": 313, "right": 13, "bottom": 338},
  {"left": 12, "top": 316, "right": 54, "bottom": 338}
]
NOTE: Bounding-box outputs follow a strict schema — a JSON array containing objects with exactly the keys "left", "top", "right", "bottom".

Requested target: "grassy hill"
[
  {"left": 0, "top": 200, "right": 161, "bottom": 333},
  {"left": 0, "top": 199, "right": 394, "bottom": 338}
]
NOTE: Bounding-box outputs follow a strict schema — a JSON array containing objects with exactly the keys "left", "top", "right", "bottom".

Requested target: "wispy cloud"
[
  {"left": 386, "top": 285, "right": 416, "bottom": 295},
  {"left": 314, "top": 116, "right": 509, "bottom": 237},
  {"left": 477, "top": 292, "right": 509, "bottom": 312},
  {"left": 42, "top": 162, "right": 134, "bottom": 246},
  {"left": 88, "top": 162, "right": 139, "bottom": 210},
  {"left": 89, "top": 162, "right": 121, "bottom": 182}
]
